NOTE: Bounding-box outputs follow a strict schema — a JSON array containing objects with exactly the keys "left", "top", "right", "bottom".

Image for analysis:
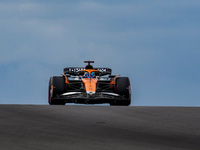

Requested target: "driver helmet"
[
  {"left": 84, "top": 72, "right": 89, "bottom": 78},
  {"left": 90, "top": 72, "right": 95, "bottom": 78}
]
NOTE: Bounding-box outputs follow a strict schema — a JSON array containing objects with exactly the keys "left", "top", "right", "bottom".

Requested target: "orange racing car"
[{"left": 48, "top": 61, "right": 131, "bottom": 106}]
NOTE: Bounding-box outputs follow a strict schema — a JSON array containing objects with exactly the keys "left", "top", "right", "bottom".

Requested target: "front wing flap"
[{"left": 52, "top": 92, "right": 129, "bottom": 104}]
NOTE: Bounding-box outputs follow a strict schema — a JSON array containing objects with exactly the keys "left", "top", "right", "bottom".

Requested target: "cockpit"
[
  {"left": 79, "top": 70, "right": 100, "bottom": 79},
  {"left": 84, "top": 72, "right": 96, "bottom": 78}
]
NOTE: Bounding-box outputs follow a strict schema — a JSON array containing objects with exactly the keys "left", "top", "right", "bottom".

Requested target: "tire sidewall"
[
  {"left": 49, "top": 76, "right": 65, "bottom": 105},
  {"left": 115, "top": 77, "right": 131, "bottom": 99}
]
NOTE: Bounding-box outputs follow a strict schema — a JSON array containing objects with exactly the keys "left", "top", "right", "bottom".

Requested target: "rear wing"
[{"left": 64, "top": 67, "right": 112, "bottom": 76}]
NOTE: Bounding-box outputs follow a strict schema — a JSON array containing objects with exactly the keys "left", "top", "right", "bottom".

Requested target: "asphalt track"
[{"left": 0, "top": 105, "right": 200, "bottom": 150}]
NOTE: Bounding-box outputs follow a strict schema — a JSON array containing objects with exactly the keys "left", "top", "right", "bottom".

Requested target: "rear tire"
[
  {"left": 48, "top": 76, "right": 66, "bottom": 105},
  {"left": 110, "top": 77, "right": 131, "bottom": 106}
]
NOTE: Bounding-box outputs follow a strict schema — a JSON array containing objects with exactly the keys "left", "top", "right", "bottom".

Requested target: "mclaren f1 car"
[{"left": 48, "top": 61, "right": 131, "bottom": 106}]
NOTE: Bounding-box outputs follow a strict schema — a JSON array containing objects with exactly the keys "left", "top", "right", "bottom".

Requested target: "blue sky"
[{"left": 0, "top": 0, "right": 200, "bottom": 106}]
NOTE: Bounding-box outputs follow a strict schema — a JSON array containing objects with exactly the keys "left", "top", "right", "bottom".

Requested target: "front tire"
[
  {"left": 48, "top": 76, "right": 66, "bottom": 105},
  {"left": 110, "top": 77, "right": 131, "bottom": 106}
]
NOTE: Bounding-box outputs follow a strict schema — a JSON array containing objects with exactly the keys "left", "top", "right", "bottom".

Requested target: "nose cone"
[
  {"left": 87, "top": 91, "right": 96, "bottom": 98},
  {"left": 87, "top": 91, "right": 95, "bottom": 95},
  {"left": 82, "top": 78, "right": 97, "bottom": 94}
]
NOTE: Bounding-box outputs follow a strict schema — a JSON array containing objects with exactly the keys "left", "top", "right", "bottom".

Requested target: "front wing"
[{"left": 52, "top": 92, "right": 130, "bottom": 104}]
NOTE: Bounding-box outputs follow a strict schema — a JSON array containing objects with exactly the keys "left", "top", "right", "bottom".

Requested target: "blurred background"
[{"left": 0, "top": 0, "right": 200, "bottom": 106}]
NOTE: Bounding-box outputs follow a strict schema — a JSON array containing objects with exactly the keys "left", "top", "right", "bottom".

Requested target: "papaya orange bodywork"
[
  {"left": 79, "top": 69, "right": 99, "bottom": 75},
  {"left": 62, "top": 74, "right": 69, "bottom": 84},
  {"left": 82, "top": 78, "right": 98, "bottom": 93},
  {"left": 80, "top": 69, "right": 99, "bottom": 93}
]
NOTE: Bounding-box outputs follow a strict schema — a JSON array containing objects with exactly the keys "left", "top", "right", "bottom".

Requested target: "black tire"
[
  {"left": 110, "top": 77, "right": 131, "bottom": 106},
  {"left": 48, "top": 77, "right": 53, "bottom": 104},
  {"left": 48, "top": 76, "right": 66, "bottom": 105}
]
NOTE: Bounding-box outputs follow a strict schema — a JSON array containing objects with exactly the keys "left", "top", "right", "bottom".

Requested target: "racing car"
[{"left": 48, "top": 61, "right": 131, "bottom": 106}]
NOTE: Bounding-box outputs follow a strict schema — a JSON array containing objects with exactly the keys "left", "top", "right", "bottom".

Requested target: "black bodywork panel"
[{"left": 64, "top": 67, "right": 112, "bottom": 76}]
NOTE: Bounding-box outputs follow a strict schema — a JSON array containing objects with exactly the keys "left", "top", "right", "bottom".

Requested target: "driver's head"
[
  {"left": 84, "top": 72, "right": 89, "bottom": 78},
  {"left": 90, "top": 72, "right": 95, "bottom": 78}
]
